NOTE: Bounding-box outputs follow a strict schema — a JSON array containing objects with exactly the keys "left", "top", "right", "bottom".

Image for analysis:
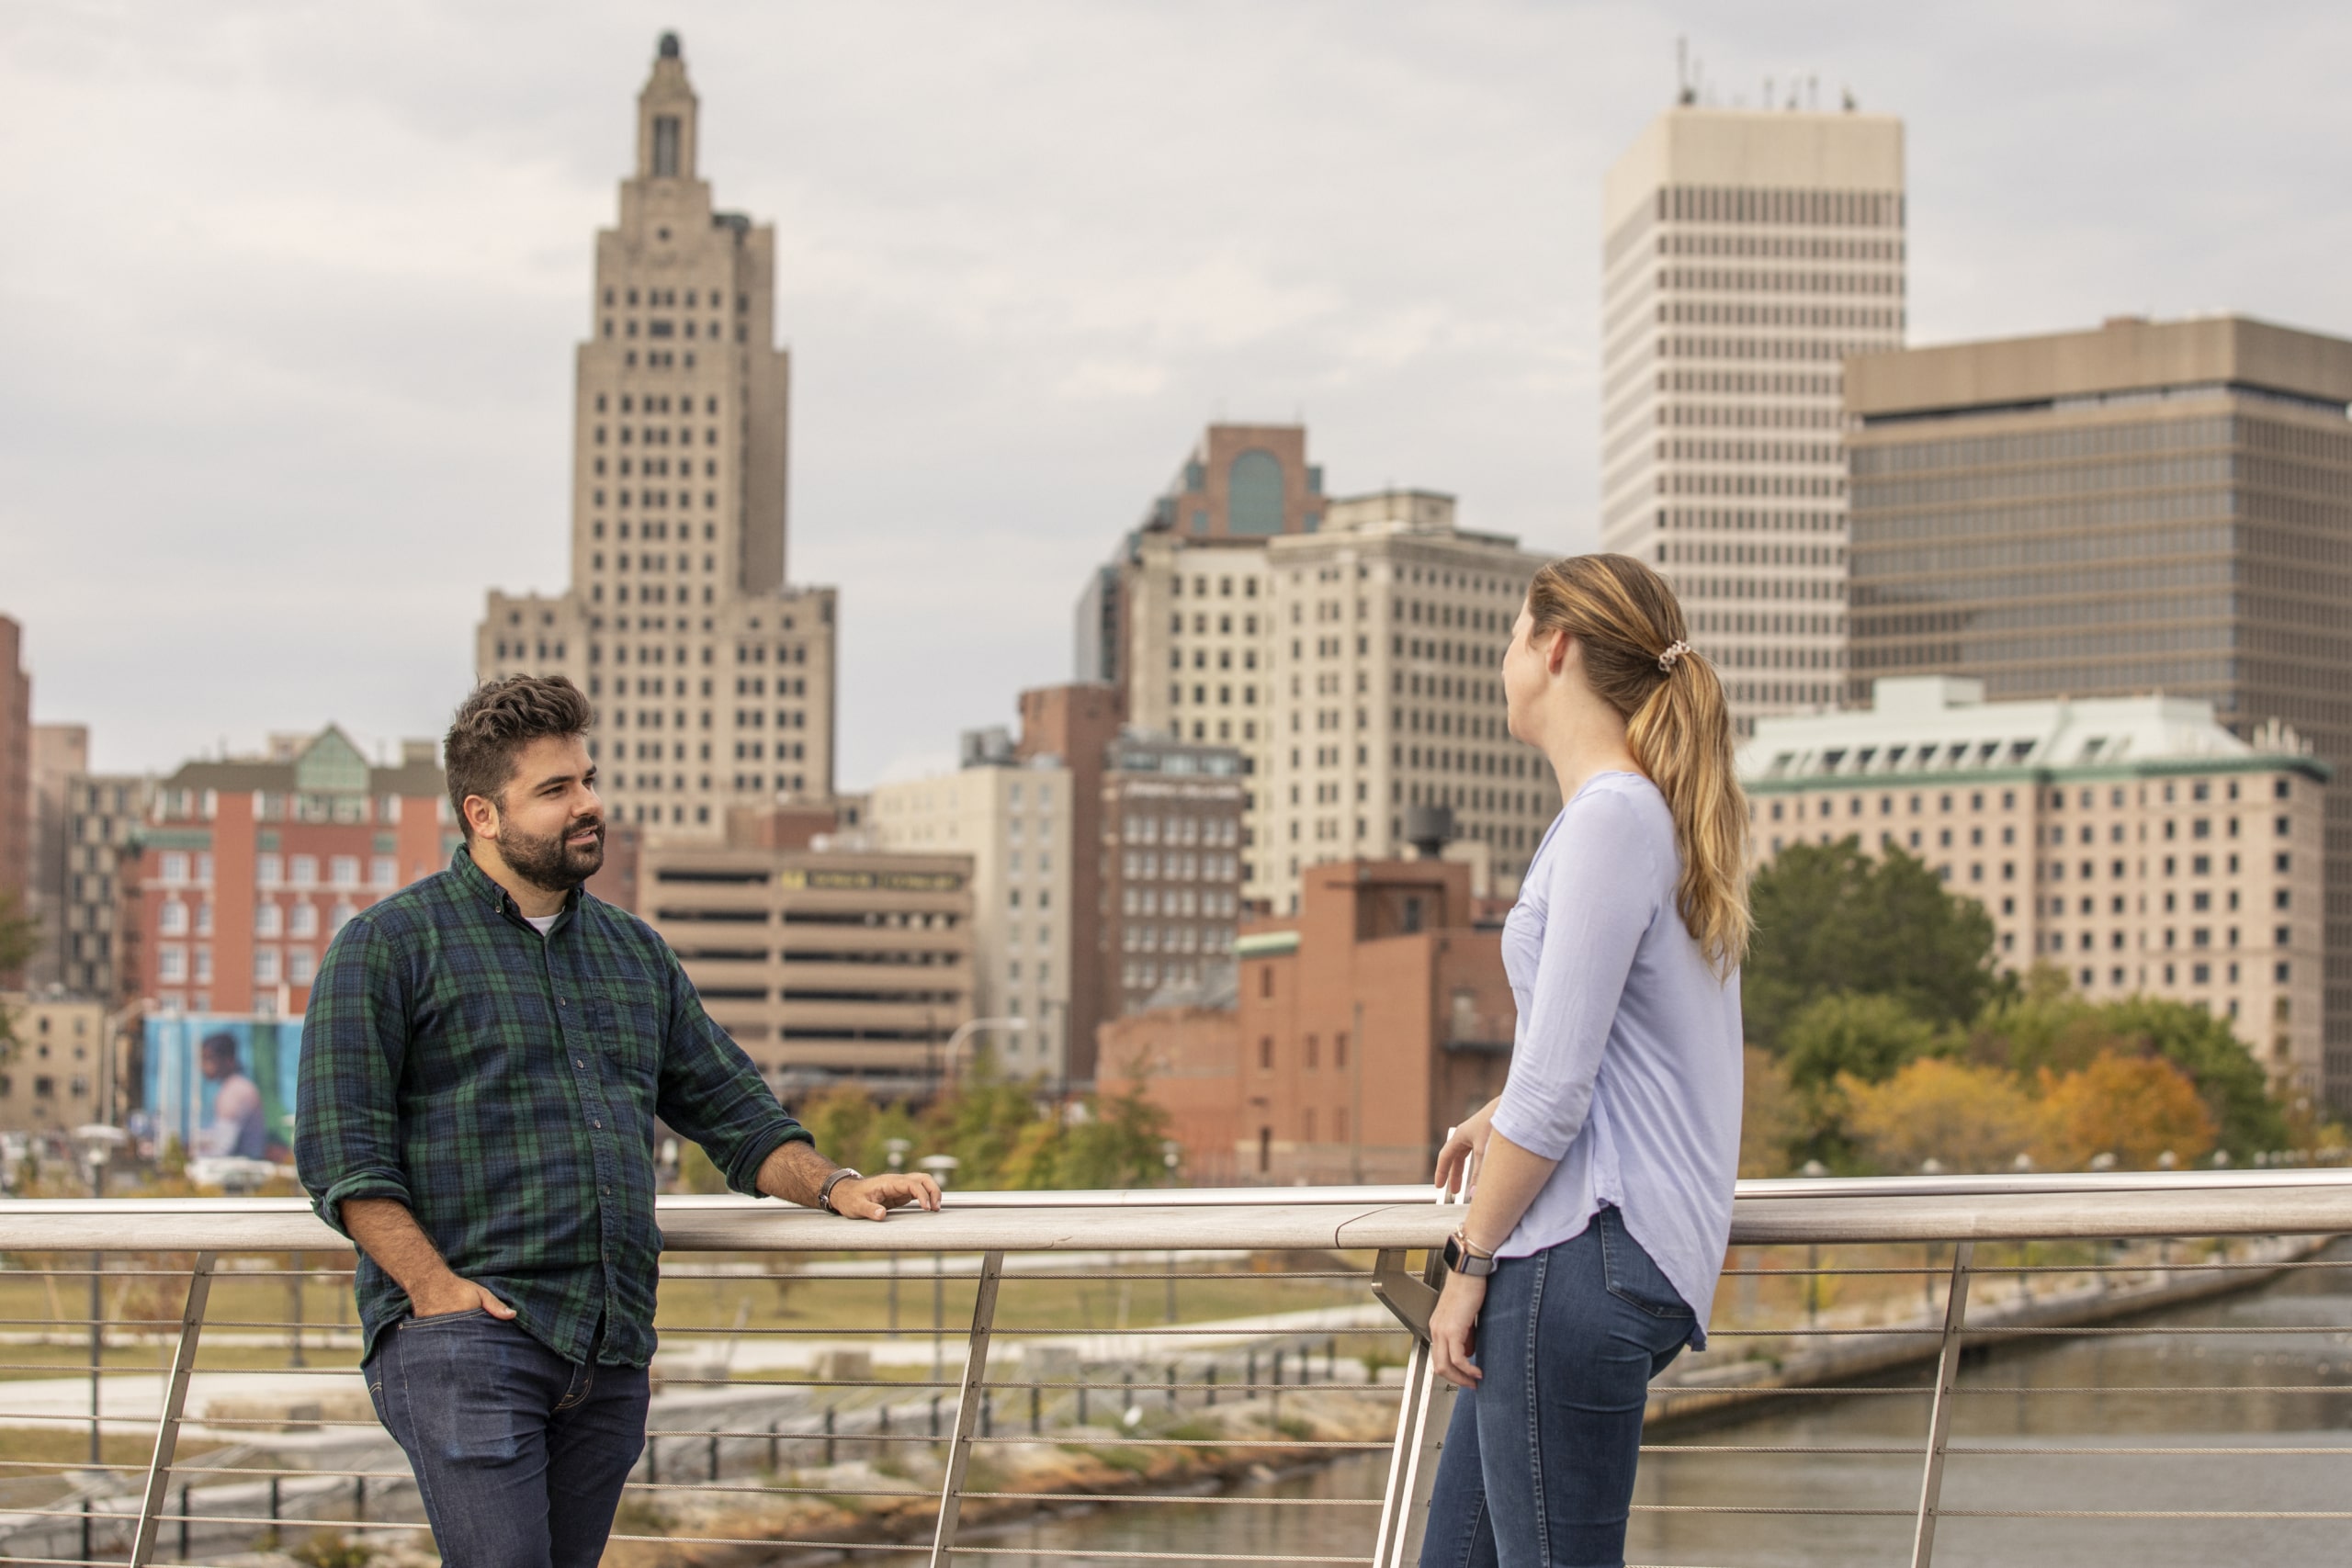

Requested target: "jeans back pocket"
[{"left": 1597, "top": 1207, "right": 1693, "bottom": 1320}]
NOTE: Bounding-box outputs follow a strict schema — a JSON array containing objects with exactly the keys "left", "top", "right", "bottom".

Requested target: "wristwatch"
[
  {"left": 817, "top": 1167, "right": 863, "bottom": 1215},
  {"left": 1442, "top": 1230, "right": 1498, "bottom": 1278}
]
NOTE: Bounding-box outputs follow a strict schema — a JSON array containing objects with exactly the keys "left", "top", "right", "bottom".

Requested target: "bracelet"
[{"left": 1453, "top": 1227, "right": 1496, "bottom": 1259}]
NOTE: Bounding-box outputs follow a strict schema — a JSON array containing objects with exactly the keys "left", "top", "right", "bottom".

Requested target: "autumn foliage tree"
[
  {"left": 1842, "top": 1057, "right": 2041, "bottom": 1175},
  {"left": 2036, "top": 1052, "right": 2216, "bottom": 1171}
]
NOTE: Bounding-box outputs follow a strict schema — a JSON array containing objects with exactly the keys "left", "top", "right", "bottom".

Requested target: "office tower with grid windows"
[
  {"left": 1093, "top": 429, "right": 1559, "bottom": 913},
  {"left": 476, "top": 33, "right": 836, "bottom": 833},
  {"left": 1600, "top": 105, "right": 1905, "bottom": 735},
  {"left": 1845, "top": 313, "right": 2352, "bottom": 1108}
]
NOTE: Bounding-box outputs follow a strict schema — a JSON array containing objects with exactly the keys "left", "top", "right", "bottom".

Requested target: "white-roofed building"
[{"left": 1740, "top": 676, "right": 2330, "bottom": 1097}]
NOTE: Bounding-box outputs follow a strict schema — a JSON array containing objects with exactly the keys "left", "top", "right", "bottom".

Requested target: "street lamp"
[
  {"left": 74, "top": 1124, "right": 127, "bottom": 1469},
  {"left": 919, "top": 1156, "right": 961, "bottom": 1382},
  {"left": 939, "top": 1017, "right": 1031, "bottom": 1089},
  {"left": 884, "top": 1140, "right": 911, "bottom": 1337}
]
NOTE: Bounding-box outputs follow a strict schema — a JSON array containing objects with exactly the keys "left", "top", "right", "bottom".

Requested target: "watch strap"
[{"left": 817, "top": 1167, "right": 863, "bottom": 1215}]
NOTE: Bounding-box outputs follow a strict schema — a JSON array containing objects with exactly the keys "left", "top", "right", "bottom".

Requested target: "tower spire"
[{"left": 636, "top": 31, "right": 698, "bottom": 182}]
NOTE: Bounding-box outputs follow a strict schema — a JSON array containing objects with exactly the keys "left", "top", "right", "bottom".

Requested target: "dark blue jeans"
[
  {"left": 364, "top": 1309, "right": 650, "bottom": 1568},
  {"left": 1419, "top": 1207, "right": 1694, "bottom": 1568}
]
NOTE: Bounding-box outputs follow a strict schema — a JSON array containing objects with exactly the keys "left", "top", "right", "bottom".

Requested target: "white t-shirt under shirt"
[{"left": 526, "top": 913, "right": 560, "bottom": 936}]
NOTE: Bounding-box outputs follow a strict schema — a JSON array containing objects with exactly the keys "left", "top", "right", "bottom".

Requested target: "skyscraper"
[
  {"left": 1088, "top": 429, "right": 1557, "bottom": 913},
  {"left": 477, "top": 33, "right": 837, "bottom": 832},
  {"left": 1600, "top": 104, "right": 1905, "bottom": 734},
  {"left": 1845, "top": 313, "right": 2352, "bottom": 1107}
]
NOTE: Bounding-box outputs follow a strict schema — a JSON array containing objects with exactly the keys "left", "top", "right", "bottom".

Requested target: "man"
[
  {"left": 197, "top": 1032, "right": 267, "bottom": 1160},
  {"left": 296, "top": 676, "right": 937, "bottom": 1567}
]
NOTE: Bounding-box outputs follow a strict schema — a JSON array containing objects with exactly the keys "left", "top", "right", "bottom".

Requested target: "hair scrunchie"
[{"left": 1657, "top": 639, "right": 1690, "bottom": 674}]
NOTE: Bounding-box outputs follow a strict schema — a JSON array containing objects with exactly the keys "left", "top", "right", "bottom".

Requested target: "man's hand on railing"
[
  {"left": 1435, "top": 1100, "right": 1497, "bottom": 1195},
  {"left": 827, "top": 1172, "right": 944, "bottom": 1221}
]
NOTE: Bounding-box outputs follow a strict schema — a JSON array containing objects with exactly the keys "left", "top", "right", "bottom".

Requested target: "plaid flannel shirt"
[{"left": 295, "top": 846, "right": 809, "bottom": 1366}]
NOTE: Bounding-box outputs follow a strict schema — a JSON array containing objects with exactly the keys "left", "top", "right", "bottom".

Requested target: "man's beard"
[{"left": 501, "top": 812, "right": 605, "bottom": 893}]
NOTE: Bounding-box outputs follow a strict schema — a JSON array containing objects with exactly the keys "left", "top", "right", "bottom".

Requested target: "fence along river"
[{"left": 947, "top": 1238, "right": 2352, "bottom": 1568}]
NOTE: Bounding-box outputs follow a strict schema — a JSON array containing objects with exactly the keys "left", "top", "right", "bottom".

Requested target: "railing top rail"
[{"left": 1, "top": 1170, "right": 2347, "bottom": 1253}]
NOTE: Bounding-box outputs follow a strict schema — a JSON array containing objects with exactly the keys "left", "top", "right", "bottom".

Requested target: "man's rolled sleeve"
[
  {"left": 652, "top": 945, "right": 811, "bottom": 1195},
  {"left": 295, "top": 917, "right": 415, "bottom": 1235}
]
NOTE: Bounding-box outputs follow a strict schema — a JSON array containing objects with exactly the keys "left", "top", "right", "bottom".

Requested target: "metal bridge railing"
[{"left": 0, "top": 1170, "right": 2346, "bottom": 1567}]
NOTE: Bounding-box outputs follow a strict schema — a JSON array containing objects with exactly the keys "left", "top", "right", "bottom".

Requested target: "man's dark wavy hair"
[{"left": 444, "top": 675, "right": 595, "bottom": 839}]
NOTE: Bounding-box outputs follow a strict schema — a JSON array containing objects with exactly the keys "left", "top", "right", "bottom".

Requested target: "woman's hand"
[
  {"left": 1433, "top": 1100, "right": 1497, "bottom": 1195},
  {"left": 1428, "top": 1269, "right": 1486, "bottom": 1388}
]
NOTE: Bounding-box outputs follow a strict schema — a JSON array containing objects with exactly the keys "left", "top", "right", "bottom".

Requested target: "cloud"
[{"left": 2, "top": 0, "right": 2348, "bottom": 784}]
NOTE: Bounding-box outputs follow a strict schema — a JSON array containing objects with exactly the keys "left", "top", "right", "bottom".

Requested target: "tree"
[
  {"left": 1842, "top": 1057, "right": 2040, "bottom": 1175},
  {"left": 1780, "top": 991, "right": 1951, "bottom": 1091},
  {"left": 1744, "top": 839, "right": 2007, "bottom": 1053},
  {"left": 0, "top": 891, "right": 37, "bottom": 1061},
  {"left": 918, "top": 1048, "right": 1049, "bottom": 1189},
  {"left": 1973, "top": 981, "right": 2285, "bottom": 1159},
  {"left": 2036, "top": 1052, "right": 2216, "bottom": 1171},
  {"left": 2097, "top": 996, "right": 2284, "bottom": 1159},
  {"left": 1738, "top": 1046, "right": 1804, "bottom": 1179},
  {"left": 1001, "top": 1086, "right": 1171, "bottom": 1190}
]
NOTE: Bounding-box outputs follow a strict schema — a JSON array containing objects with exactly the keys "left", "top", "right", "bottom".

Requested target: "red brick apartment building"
[
  {"left": 124, "top": 728, "right": 449, "bottom": 1016},
  {"left": 1101, "top": 858, "right": 1513, "bottom": 1184}
]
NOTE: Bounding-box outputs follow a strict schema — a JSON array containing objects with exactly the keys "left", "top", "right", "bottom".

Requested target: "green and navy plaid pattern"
[{"left": 295, "top": 847, "right": 808, "bottom": 1367}]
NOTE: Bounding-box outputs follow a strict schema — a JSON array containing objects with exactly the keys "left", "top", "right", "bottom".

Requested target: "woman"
[{"left": 1419, "top": 553, "right": 1747, "bottom": 1568}]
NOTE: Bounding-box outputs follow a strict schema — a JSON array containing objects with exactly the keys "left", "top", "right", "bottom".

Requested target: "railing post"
[
  {"left": 128, "top": 1250, "right": 216, "bottom": 1568},
  {"left": 928, "top": 1249, "right": 1004, "bottom": 1568},
  {"left": 1369, "top": 1244, "right": 1455, "bottom": 1568},
  {"left": 1910, "top": 1240, "right": 1975, "bottom": 1568}
]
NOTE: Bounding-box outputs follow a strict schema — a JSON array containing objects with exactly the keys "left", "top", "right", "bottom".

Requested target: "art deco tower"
[
  {"left": 478, "top": 33, "right": 837, "bottom": 831},
  {"left": 1600, "top": 103, "right": 1905, "bottom": 736}
]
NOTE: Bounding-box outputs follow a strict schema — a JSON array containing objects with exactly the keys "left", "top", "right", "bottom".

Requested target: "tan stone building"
[
  {"left": 0, "top": 994, "right": 108, "bottom": 1135},
  {"left": 1743, "top": 677, "right": 2330, "bottom": 1096},
  {"left": 1843, "top": 314, "right": 2352, "bottom": 1105},
  {"left": 25, "top": 723, "right": 85, "bottom": 992},
  {"left": 1093, "top": 432, "right": 1561, "bottom": 913},
  {"left": 637, "top": 835, "right": 975, "bottom": 1100},
  {"left": 865, "top": 736, "right": 1074, "bottom": 1082},
  {"left": 477, "top": 32, "right": 838, "bottom": 832},
  {"left": 0, "top": 617, "right": 28, "bottom": 976},
  {"left": 1600, "top": 105, "right": 1906, "bottom": 735}
]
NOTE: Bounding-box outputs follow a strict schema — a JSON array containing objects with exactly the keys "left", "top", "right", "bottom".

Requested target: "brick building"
[
  {"left": 26, "top": 724, "right": 87, "bottom": 992},
  {"left": 1101, "top": 857, "right": 1514, "bottom": 1184},
  {"left": 125, "top": 728, "right": 449, "bottom": 1017},
  {"left": 1014, "top": 683, "right": 1125, "bottom": 1080}
]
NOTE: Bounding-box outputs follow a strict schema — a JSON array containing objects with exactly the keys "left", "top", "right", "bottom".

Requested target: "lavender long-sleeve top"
[{"left": 1487, "top": 770, "right": 1743, "bottom": 1347}]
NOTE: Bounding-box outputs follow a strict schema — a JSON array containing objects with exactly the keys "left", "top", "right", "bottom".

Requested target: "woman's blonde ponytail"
[{"left": 1525, "top": 554, "right": 1751, "bottom": 973}]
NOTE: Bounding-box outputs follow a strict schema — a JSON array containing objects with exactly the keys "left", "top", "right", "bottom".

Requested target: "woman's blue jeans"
[{"left": 1419, "top": 1206, "right": 1695, "bottom": 1568}]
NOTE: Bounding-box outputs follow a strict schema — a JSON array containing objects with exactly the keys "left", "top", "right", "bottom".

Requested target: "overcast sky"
[{"left": 5, "top": 1, "right": 2347, "bottom": 785}]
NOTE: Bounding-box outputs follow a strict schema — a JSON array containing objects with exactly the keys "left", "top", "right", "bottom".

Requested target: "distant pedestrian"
[
  {"left": 298, "top": 674, "right": 939, "bottom": 1568},
  {"left": 1420, "top": 554, "right": 1747, "bottom": 1568}
]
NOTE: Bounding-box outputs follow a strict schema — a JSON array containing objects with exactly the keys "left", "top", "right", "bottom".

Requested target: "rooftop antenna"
[
  {"left": 1842, "top": 85, "right": 1858, "bottom": 112},
  {"left": 1676, "top": 36, "right": 1694, "bottom": 105}
]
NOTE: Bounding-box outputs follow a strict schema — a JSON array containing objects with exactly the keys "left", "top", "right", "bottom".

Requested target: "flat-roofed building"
[
  {"left": 1845, "top": 313, "right": 2352, "bottom": 1104},
  {"left": 0, "top": 994, "right": 107, "bottom": 1135},
  {"left": 1743, "top": 676, "right": 2330, "bottom": 1096},
  {"left": 637, "top": 838, "right": 974, "bottom": 1100},
  {"left": 1101, "top": 732, "right": 1247, "bottom": 1020},
  {"left": 1101, "top": 459, "right": 1559, "bottom": 913},
  {"left": 1600, "top": 104, "right": 1906, "bottom": 734},
  {"left": 1101, "top": 857, "right": 1515, "bottom": 1185},
  {"left": 865, "top": 734, "right": 1073, "bottom": 1082},
  {"left": 60, "top": 773, "right": 153, "bottom": 1007}
]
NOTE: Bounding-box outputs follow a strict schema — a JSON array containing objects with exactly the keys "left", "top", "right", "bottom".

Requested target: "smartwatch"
[
  {"left": 817, "top": 1167, "right": 863, "bottom": 1215},
  {"left": 1442, "top": 1231, "right": 1498, "bottom": 1278}
]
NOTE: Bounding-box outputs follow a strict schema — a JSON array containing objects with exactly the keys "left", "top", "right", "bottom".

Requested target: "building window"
[{"left": 652, "top": 115, "right": 682, "bottom": 176}]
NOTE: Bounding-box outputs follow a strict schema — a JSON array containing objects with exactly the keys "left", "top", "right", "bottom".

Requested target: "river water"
[{"left": 961, "top": 1245, "right": 2352, "bottom": 1566}]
